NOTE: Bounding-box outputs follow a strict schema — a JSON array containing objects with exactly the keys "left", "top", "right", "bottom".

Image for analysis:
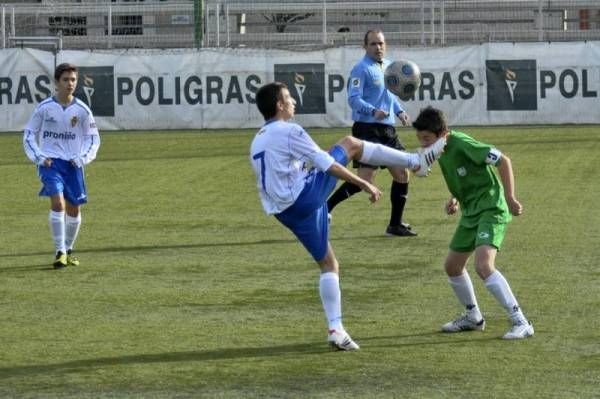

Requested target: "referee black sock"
[
  {"left": 389, "top": 181, "right": 408, "bottom": 227},
  {"left": 327, "top": 182, "right": 362, "bottom": 212}
]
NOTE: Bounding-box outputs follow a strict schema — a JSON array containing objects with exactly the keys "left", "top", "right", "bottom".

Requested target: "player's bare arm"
[
  {"left": 496, "top": 154, "right": 522, "bottom": 216},
  {"left": 327, "top": 162, "right": 381, "bottom": 203}
]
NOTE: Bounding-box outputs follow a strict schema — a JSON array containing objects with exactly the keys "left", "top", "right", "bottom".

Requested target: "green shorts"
[{"left": 449, "top": 218, "right": 508, "bottom": 253}]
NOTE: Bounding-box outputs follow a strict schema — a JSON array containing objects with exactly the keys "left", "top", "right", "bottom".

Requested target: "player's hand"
[
  {"left": 70, "top": 157, "right": 83, "bottom": 168},
  {"left": 373, "top": 110, "right": 389, "bottom": 120},
  {"left": 445, "top": 197, "right": 459, "bottom": 215},
  {"left": 42, "top": 158, "right": 52, "bottom": 167},
  {"left": 507, "top": 197, "right": 523, "bottom": 216},
  {"left": 361, "top": 181, "right": 381, "bottom": 203},
  {"left": 397, "top": 111, "right": 410, "bottom": 126}
]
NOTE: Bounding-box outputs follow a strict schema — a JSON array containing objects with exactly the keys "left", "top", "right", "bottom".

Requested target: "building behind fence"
[{"left": 2, "top": 0, "right": 600, "bottom": 51}]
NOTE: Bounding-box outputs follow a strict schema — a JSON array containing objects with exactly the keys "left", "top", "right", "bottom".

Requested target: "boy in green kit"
[{"left": 412, "top": 106, "right": 534, "bottom": 339}]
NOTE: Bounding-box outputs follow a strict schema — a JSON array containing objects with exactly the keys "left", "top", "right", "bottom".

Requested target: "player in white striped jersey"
[
  {"left": 250, "top": 82, "right": 446, "bottom": 350},
  {"left": 23, "top": 63, "right": 100, "bottom": 269}
]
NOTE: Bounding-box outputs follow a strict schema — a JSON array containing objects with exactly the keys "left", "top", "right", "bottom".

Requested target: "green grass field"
[{"left": 1, "top": 126, "right": 599, "bottom": 398}]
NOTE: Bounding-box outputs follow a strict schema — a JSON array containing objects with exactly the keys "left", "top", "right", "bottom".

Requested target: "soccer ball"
[{"left": 384, "top": 59, "right": 421, "bottom": 100}]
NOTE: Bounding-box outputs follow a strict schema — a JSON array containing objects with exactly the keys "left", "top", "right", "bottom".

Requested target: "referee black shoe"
[{"left": 385, "top": 224, "right": 417, "bottom": 237}]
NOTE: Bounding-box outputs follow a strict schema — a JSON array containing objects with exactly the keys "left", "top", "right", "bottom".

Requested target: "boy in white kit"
[
  {"left": 250, "top": 82, "right": 446, "bottom": 350},
  {"left": 23, "top": 63, "right": 100, "bottom": 269}
]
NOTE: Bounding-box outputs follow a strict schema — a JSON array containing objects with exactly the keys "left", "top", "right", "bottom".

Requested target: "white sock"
[
  {"left": 485, "top": 270, "right": 527, "bottom": 323},
  {"left": 359, "top": 141, "right": 418, "bottom": 169},
  {"left": 449, "top": 272, "right": 482, "bottom": 321},
  {"left": 65, "top": 213, "right": 82, "bottom": 251},
  {"left": 319, "top": 272, "right": 343, "bottom": 331},
  {"left": 49, "top": 210, "right": 66, "bottom": 254}
]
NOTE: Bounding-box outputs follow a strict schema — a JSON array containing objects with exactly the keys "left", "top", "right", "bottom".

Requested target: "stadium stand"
[{"left": 1, "top": 0, "right": 600, "bottom": 50}]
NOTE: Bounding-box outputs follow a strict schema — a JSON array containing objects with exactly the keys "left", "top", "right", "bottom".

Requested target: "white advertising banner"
[{"left": 1, "top": 42, "right": 599, "bottom": 132}]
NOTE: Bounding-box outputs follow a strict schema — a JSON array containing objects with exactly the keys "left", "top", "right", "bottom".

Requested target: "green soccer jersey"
[{"left": 438, "top": 131, "right": 511, "bottom": 227}]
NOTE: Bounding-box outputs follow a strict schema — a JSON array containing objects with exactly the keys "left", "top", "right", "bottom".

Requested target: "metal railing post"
[
  {"left": 216, "top": 2, "right": 220, "bottom": 47},
  {"left": 538, "top": 0, "right": 544, "bottom": 41},
  {"left": 430, "top": 0, "right": 435, "bottom": 45},
  {"left": 440, "top": 0, "right": 445, "bottom": 46},
  {"left": 225, "top": 3, "right": 230, "bottom": 47},
  {"left": 420, "top": 0, "right": 425, "bottom": 45},
  {"left": 108, "top": 5, "right": 113, "bottom": 49},
  {"left": 11, "top": 7, "right": 15, "bottom": 37},
  {"left": 1, "top": 7, "right": 5, "bottom": 49},
  {"left": 204, "top": 1, "right": 210, "bottom": 47},
  {"left": 322, "top": 1, "right": 327, "bottom": 45}
]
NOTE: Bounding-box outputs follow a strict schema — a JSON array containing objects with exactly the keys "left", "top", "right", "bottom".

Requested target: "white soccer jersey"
[
  {"left": 250, "top": 120, "right": 335, "bottom": 215},
  {"left": 23, "top": 96, "right": 100, "bottom": 166}
]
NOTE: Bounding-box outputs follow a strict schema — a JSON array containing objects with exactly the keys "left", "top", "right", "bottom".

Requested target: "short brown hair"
[
  {"left": 54, "top": 63, "right": 78, "bottom": 81},
  {"left": 412, "top": 106, "right": 448, "bottom": 136},
  {"left": 255, "top": 82, "right": 287, "bottom": 121},
  {"left": 363, "top": 29, "right": 384, "bottom": 46}
]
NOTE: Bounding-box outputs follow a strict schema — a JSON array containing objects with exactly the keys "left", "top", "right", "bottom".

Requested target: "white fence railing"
[{"left": 2, "top": 1, "right": 600, "bottom": 50}]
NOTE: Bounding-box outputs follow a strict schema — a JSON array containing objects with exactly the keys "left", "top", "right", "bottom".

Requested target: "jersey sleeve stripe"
[
  {"left": 81, "top": 135, "right": 95, "bottom": 158},
  {"left": 24, "top": 129, "right": 42, "bottom": 161}
]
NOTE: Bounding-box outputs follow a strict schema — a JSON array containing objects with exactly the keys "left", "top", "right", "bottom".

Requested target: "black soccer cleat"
[{"left": 385, "top": 224, "right": 417, "bottom": 237}]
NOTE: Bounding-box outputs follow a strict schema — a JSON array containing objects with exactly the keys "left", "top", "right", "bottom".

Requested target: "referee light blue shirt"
[{"left": 347, "top": 55, "right": 404, "bottom": 125}]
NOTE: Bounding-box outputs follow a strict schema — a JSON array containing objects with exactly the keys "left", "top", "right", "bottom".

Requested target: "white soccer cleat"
[
  {"left": 327, "top": 329, "right": 360, "bottom": 351},
  {"left": 442, "top": 315, "right": 486, "bottom": 332},
  {"left": 503, "top": 320, "right": 534, "bottom": 340},
  {"left": 414, "top": 136, "right": 447, "bottom": 177}
]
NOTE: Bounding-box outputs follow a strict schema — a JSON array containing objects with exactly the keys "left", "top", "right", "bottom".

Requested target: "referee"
[{"left": 327, "top": 29, "right": 416, "bottom": 236}]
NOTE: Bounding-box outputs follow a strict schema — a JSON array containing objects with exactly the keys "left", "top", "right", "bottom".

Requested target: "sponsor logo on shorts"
[
  {"left": 457, "top": 166, "right": 467, "bottom": 176},
  {"left": 478, "top": 232, "right": 490, "bottom": 239}
]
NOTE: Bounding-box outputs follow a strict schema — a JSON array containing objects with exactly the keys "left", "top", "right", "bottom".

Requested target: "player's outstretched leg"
[{"left": 335, "top": 135, "right": 446, "bottom": 177}]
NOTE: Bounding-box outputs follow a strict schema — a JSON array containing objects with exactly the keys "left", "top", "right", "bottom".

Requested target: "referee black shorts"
[{"left": 351, "top": 122, "right": 406, "bottom": 169}]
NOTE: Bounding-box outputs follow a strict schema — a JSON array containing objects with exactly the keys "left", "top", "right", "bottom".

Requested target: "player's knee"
[
  {"left": 336, "top": 136, "right": 362, "bottom": 158},
  {"left": 474, "top": 263, "right": 494, "bottom": 280},
  {"left": 444, "top": 261, "right": 464, "bottom": 277}
]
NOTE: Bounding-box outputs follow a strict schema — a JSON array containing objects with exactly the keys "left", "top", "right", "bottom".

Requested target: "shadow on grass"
[
  {"left": 0, "top": 264, "right": 55, "bottom": 273},
  {"left": 359, "top": 331, "right": 501, "bottom": 347},
  {"left": 0, "top": 342, "right": 329, "bottom": 379},
  {"left": 0, "top": 332, "right": 502, "bottom": 379},
  {"left": 0, "top": 234, "right": 390, "bottom": 260}
]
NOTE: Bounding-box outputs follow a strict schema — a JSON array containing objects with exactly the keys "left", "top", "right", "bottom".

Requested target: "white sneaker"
[
  {"left": 414, "top": 136, "right": 447, "bottom": 177},
  {"left": 442, "top": 315, "right": 486, "bottom": 332},
  {"left": 503, "top": 320, "right": 534, "bottom": 340},
  {"left": 327, "top": 329, "right": 360, "bottom": 351}
]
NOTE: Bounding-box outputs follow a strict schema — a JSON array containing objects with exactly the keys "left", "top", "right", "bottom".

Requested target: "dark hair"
[
  {"left": 255, "top": 82, "right": 287, "bottom": 120},
  {"left": 412, "top": 106, "right": 448, "bottom": 136},
  {"left": 54, "top": 63, "right": 78, "bottom": 81},
  {"left": 363, "top": 29, "right": 384, "bottom": 46}
]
